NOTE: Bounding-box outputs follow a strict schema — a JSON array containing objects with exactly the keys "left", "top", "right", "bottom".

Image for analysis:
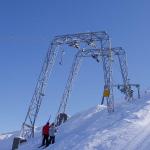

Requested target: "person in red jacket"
[{"left": 41, "top": 122, "right": 50, "bottom": 147}]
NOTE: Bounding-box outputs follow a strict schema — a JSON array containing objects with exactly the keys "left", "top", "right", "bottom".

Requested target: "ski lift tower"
[
  {"left": 19, "top": 31, "right": 112, "bottom": 140},
  {"left": 55, "top": 46, "right": 138, "bottom": 125}
]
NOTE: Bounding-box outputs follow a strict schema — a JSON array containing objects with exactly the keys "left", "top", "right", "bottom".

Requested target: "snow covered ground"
[{"left": 1, "top": 92, "right": 150, "bottom": 150}]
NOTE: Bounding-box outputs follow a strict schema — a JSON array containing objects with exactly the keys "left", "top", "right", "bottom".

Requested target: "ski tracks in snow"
[{"left": 122, "top": 112, "right": 150, "bottom": 150}]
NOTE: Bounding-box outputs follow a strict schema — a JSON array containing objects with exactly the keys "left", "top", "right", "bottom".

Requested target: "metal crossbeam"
[{"left": 53, "top": 31, "right": 109, "bottom": 46}]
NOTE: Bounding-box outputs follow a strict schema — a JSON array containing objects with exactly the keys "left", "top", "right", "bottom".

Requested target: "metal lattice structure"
[
  {"left": 20, "top": 31, "right": 111, "bottom": 139},
  {"left": 55, "top": 47, "right": 137, "bottom": 121},
  {"left": 20, "top": 41, "right": 58, "bottom": 138},
  {"left": 19, "top": 31, "right": 139, "bottom": 140}
]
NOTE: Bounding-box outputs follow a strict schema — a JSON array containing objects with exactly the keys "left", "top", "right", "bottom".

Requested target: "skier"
[
  {"left": 40, "top": 122, "right": 50, "bottom": 147},
  {"left": 49, "top": 122, "right": 57, "bottom": 145}
]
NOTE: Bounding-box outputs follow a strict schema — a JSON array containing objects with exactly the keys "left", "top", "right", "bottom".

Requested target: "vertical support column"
[
  {"left": 55, "top": 50, "right": 82, "bottom": 126},
  {"left": 117, "top": 49, "right": 132, "bottom": 100},
  {"left": 101, "top": 40, "right": 114, "bottom": 112},
  {"left": 20, "top": 41, "right": 58, "bottom": 139},
  {"left": 102, "top": 55, "right": 114, "bottom": 112}
]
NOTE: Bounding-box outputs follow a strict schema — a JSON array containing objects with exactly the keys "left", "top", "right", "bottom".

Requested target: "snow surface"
[{"left": 1, "top": 92, "right": 150, "bottom": 150}]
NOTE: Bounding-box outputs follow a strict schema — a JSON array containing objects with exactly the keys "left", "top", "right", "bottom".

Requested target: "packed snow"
[{"left": 1, "top": 92, "right": 150, "bottom": 150}]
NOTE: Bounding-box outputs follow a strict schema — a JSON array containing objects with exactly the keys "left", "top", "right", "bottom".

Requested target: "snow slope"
[
  {"left": 0, "top": 130, "right": 19, "bottom": 150},
  {"left": 1, "top": 92, "right": 150, "bottom": 150}
]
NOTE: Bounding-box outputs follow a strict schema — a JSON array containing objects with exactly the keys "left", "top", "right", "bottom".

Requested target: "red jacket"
[{"left": 42, "top": 124, "right": 49, "bottom": 135}]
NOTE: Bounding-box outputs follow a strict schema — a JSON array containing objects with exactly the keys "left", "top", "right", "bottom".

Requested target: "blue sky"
[{"left": 0, "top": 0, "right": 150, "bottom": 133}]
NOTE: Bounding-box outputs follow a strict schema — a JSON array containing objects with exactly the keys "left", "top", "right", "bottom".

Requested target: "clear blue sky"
[{"left": 0, "top": 0, "right": 150, "bottom": 133}]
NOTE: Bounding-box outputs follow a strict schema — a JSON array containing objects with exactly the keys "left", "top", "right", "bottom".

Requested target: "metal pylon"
[
  {"left": 56, "top": 46, "right": 138, "bottom": 117},
  {"left": 110, "top": 47, "right": 134, "bottom": 100},
  {"left": 20, "top": 31, "right": 110, "bottom": 139},
  {"left": 56, "top": 48, "right": 115, "bottom": 121},
  {"left": 20, "top": 41, "right": 58, "bottom": 138},
  {"left": 115, "top": 48, "right": 131, "bottom": 99},
  {"left": 19, "top": 31, "right": 137, "bottom": 140},
  {"left": 101, "top": 50, "right": 114, "bottom": 112},
  {"left": 55, "top": 51, "right": 82, "bottom": 125}
]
